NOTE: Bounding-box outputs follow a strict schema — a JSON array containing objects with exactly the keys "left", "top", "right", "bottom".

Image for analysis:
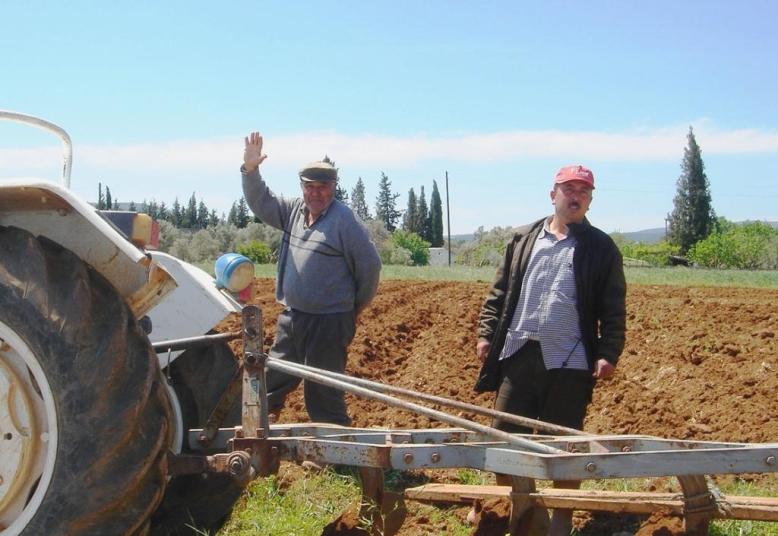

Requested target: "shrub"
[
  {"left": 157, "top": 220, "right": 184, "bottom": 252},
  {"left": 455, "top": 226, "right": 515, "bottom": 267},
  {"left": 619, "top": 241, "right": 679, "bottom": 267},
  {"left": 236, "top": 222, "right": 283, "bottom": 254},
  {"left": 689, "top": 221, "right": 778, "bottom": 269},
  {"left": 390, "top": 230, "right": 430, "bottom": 266},
  {"left": 237, "top": 240, "right": 274, "bottom": 264}
]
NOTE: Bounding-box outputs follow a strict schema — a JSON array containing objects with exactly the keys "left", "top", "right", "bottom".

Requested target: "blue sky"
[{"left": 2, "top": 1, "right": 777, "bottom": 234}]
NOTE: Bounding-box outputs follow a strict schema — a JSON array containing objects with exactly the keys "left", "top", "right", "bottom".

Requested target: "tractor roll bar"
[{"left": 0, "top": 110, "right": 73, "bottom": 188}]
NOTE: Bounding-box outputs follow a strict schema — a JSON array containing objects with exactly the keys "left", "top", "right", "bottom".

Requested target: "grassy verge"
[
  {"left": 229, "top": 263, "right": 778, "bottom": 288},
  {"left": 579, "top": 476, "right": 778, "bottom": 535},
  {"left": 217, "top": 467, "right": 361, "bottom": 536},
  {"left": 218, "top": 469, "right": 778, "bottom": 535}
]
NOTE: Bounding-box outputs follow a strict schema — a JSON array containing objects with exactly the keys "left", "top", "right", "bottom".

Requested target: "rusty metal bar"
[
  {"left": 241, "top": 306, "right": 267, "bottom": 438},
  {"left": 199, "top": 365, "right": 244, "bottom": 447},
  {"left": 151, "top": 331, "right": 241, "bottom": 352},
  {"left": 283, "top": 360, "right": 587, "bottom": 437},
  {"left": 266, "top": 357, "right": 565, "bottom": 454}
]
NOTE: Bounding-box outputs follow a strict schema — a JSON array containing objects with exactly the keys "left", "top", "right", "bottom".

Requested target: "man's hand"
[
  {"left": 244, "top": 131, "right": 268, "bottom": 172},
  {"left": 476, "top": 340, "right": 491, "bottom": 363},
  {"left": 593, "top": 358, "right": 615, "bottom": 379}
]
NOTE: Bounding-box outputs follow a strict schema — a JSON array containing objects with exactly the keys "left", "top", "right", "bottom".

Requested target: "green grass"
[
  {"left": 218, "top": 470, "right": 778, "bottom": 535},
  {"left": 578, "top": 476, "right": 778, "bottom": 535},
  {"left": 195, "top": 259, "right": 778, "bottom": 287},
  {"left": 194, "top": 258, "right": 778, "bottom": 288},
  {"left": 218, "top": 470, "right": 362, "bottom": 536},
  {"left": 217, "top": 467, "right": 473, "bottom": 536},
  {"left": 625, "top": 266, "right": 778, "bottom": 288}
]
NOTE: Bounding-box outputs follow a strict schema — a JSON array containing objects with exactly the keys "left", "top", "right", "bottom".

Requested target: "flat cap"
[{"left": 299, "top": 161, "right": 338, "bottom": 182}]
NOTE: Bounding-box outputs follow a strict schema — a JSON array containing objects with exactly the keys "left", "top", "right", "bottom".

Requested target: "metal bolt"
[
  {"left": 245, "top": 447, "right": 253, "bottom": 455},
  {"left": 403, "top": 453, "right": 414, "bottom": 464},
  {"left": 235, "top": 428, "right": 245, "bottom": 439},
  {"left": 198, "top": 434, "right": 208, "bottom": 445},
  {"left": 228, "top": 454, "right": 247, "bottom": 476},
  {"left": 621, "top": 445, "right": 632, "bottom": 452},
  {"left": 430, "top": 452, "right": 441, "bottom": 463},
  {"left": 766, "top": 456, "right": 776, "bottom": 466},
  {"left": 585, "top": 462, "right": 597, "bottom": 473},
  {"left": 270, "top": 446, "right": 279, "bottom": 455}
]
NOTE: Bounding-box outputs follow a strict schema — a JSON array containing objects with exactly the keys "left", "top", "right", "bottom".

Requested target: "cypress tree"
[
  {"left": 403, "top": 188, "right": 419, "bottom": 233},
  {"left": 417, "top": 186, "right": 430, "bottom": 242},
  {"left": 197, "top": 200, "right": 209, "bottom": 229},
  {"left": 236, "top": 197, "right": 250, "bottom": 228},
  {"left": 375, "top": 172, "right": 401, "bottom": 232},
  {"left": 350, "top": 177, "right": 371, "bottom": 220},
  {"left": 429, "top": 180, "right": 444, "bottom": 247},
  {"left": 171, "top": 198, "right": 182, "bottom": 227},
  {"left": 184, "top": 193, "right": 197, "bottom": 228},
  {"left": 667, "top": 127, "right": 716, "bottom": 253}
]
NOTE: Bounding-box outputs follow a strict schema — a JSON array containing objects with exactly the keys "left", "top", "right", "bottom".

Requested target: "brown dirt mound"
[{"left": 222, "top": 279, "right": 778, "bottom": 534}]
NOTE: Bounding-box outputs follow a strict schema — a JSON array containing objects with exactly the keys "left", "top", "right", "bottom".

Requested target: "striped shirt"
[{"left": 498, "top": 218, "right": 588, "bottom": 370}]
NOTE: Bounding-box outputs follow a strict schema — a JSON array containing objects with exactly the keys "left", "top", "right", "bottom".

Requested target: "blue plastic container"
[{"left": 214, "top": 253, "right": 252, "bottom": 290}]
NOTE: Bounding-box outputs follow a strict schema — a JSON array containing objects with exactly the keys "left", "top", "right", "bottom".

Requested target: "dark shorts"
[
  {"left": 266, "top": 308, "right": 356, "bottom": 426},
  {"left": 491, "top": 341, "right": 595, "bottom": 434}
]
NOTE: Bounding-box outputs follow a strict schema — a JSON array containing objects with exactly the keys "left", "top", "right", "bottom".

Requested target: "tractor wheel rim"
[{"left": 0, "top": 321, "right": 58, "bottom": 535}]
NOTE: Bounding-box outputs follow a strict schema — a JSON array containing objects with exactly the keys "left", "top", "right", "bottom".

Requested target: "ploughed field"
[
  {"left": 246, "top": 279, "right": 778, "bottom": 443},
  {"left": 225, "top": 278, "right": 778, "bottom": 534}
]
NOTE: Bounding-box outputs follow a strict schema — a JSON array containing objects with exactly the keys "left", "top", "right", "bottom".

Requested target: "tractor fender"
[
  {"left": 146, "top": 251, "right": 243, "bottom": 368},
  {"left": 0, "top": 180, "right": 176, "bottom": 317}
]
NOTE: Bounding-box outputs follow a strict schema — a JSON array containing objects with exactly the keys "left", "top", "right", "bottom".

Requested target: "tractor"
[{"left": 0, "top": 111, "right": 248, "bottom": 535}]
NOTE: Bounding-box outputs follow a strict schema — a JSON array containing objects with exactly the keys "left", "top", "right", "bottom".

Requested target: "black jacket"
[{"left": 474, "top": 217, "right": 626, "bottom": 393}]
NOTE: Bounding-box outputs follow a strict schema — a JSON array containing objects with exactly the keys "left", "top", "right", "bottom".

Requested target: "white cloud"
[{"left": 2, "top": 123, "right": 778, "bottom": 175}]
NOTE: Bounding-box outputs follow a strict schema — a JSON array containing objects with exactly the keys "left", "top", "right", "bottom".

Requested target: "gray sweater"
[{"left": 242, "top": 167, "right": 381, "bottom": 314}]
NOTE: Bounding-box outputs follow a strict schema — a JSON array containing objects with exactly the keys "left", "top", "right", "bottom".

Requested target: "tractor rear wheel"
[
  {"left": 150, "top": 341, "right": 244, "bottom": 535},
  {"left": 0, "top": 226, "right": 171, "bottom": 535}
]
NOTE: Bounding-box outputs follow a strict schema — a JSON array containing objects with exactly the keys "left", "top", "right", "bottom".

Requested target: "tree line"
[{"left": 97, "top": 167, "right": 447, "bottom": 265}]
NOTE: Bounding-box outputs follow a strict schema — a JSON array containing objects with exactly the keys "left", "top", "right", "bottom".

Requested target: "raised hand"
[{"left": 243, "top": 131, "right": 268, "bottom": 171}]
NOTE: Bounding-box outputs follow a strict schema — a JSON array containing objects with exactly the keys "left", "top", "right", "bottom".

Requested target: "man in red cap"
[{"left": 473, "top": 164, "right": 626, "bottom": 534}]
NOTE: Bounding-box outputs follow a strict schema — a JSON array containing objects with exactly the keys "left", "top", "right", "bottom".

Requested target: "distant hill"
[
  {"left": 618, "top": 227, "right": 666, "bottom": 244},
  {"left": 617, "top": 221, "right": 778, "bottom": 244},
  {"left": 449, "top": 233, "right": 475, "bottom": 243},
  {"left": 451, "top": 221, "right": 778, "bottom": 246}
]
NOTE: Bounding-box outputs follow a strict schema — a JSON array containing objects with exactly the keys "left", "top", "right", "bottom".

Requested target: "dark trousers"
[
  {"left": 491, "top": 341, "right": 595, "bottom": 433},
  {"left": 266, "top": 308, "right": 356, "bottom": 426}
]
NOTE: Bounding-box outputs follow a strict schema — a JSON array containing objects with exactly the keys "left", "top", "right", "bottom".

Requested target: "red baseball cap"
[{"left": 554, "top": 165, "right": 595, "bottom": 189}]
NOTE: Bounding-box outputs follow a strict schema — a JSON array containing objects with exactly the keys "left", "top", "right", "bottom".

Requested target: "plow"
[{"left": 167, "top": 305, "right": 778, "bottom": 535}]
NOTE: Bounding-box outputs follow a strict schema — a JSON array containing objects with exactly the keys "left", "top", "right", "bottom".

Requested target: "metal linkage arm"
[
  {"left": 281, "top": 360, "right": 586, "bottom": 437},
  {"left": 266, "top": 357, "right": 565, "bottom": 455}
]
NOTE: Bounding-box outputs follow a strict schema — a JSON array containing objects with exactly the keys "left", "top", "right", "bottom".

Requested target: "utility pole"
[{"left": 445, "top": 171, "right": 451, "bottom": 266}]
